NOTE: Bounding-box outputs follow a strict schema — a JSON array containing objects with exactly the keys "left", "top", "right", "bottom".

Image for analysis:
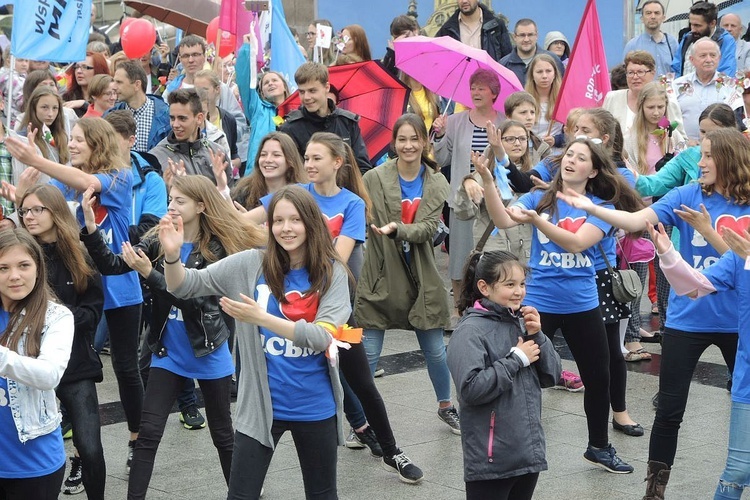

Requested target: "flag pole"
[{"left": 6, "top": 54, "right": 13, "bottom": 132}]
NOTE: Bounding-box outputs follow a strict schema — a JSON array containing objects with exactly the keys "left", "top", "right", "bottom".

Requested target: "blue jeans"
[
  {"left": 363, "top": 328, "right": 452, "bottom": 403},
  {"left": 715, "top": 401, "right": 750, "bottom": 499}
]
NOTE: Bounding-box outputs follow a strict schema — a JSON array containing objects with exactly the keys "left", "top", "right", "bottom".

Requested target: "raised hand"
[
  {"left": 208, "top": 148, "right": 228, "bottom": 192},
  {"left": 463, "top": 177, "right": 484, "bottom": 205},
  {"left": 646, "top": 220, "right": 672, "bottom": 254},
  {"left": 16, "top": 167, "right": 41, "bottom": 199},
  {"left": 80, "top": 185, "right": 98, "bottom": 234},
  {"left": 486, "top": 120, "right": 506, "bottom": 160},
  {"left": 674, "top": 203, "right": 712, "bottom": 235},
  {"left": 556, "top": 188, "right": 596, "bottom": 212},
  {"left": 506, "top": 206, "right": 537, "bottom": 225},
  {"left": 0, "top": 181, "right": 16, "bottom": 203},
  {"left": 164, "top": 157, "right": 186, "bottom": 188},
  {"left": 520, "top": 305, "right": 541, "bottom": 335},
  {"left": 158, "top": 214, "right": 184, "bottom": 259},
  {"left": 471, "top": 151, "right": 493, "bottom": 183},
  {"left": 121, "top": 242, "right": 153, "bottom": 278},
  {"left": 530, "top": 175, "right": 550, "bottom": 190},
  {"left": 5, "top": 126, "right": 42, "bottom": 166},
  {"left": 722, "top": 226, "right": 750, "bottom": 260}
]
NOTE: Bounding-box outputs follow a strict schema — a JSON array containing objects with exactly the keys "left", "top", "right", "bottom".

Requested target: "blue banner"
[
  {"left": 269, "top": 0, "right": 305, "bottom": 93},
  {"left": 11, "top": 0, "right": 90, "bottom": 63}
]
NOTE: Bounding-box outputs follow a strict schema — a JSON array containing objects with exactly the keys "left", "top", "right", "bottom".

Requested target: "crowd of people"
[{"left": 1, "top": 0, "right": 750, "bottom": 499}]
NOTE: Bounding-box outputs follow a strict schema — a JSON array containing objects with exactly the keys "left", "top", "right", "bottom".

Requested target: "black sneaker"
[
  {"left": 583, "top": 444, "right": 634, "bottom": 474},
  {"left": 437, "top": 406, "right": 461, "bottom": 435},
  {"left": 62, "top": 456, "right": 84, "bottom": 495},
  {"left": 383, "top": 450, "right": 424, "bottom": 484},
  {"left": 354, "top": 426, "right": 383, "bottom": 458},
  {"left": 345, "top": 428, "right": 365, "bottom": 449},
  {"left": 126, "top": 440, "right": 136, "bottom": 475},
  {"left": 179, "top": 404, "right": 206, "bottom": 430}
]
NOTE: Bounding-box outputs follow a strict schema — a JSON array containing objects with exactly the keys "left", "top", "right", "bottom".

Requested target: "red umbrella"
[
  {"left": 124, "top": 0, "right": 220, "bottom": 37},
  {"left": 277, "top": 60, "right": 410, "bottom": 162}
]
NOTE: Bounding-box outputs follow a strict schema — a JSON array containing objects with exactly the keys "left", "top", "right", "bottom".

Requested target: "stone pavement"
[{"left": 71, "top": 324, "right": 734, "bottom": 500}]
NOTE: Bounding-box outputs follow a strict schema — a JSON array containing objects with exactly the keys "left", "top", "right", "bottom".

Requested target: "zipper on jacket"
[
  {"left": 488, "top": 410, "right": 495, "bottom": 463},
  {"left": 200, "top": 314, "right": 215, "bottom": 351}
]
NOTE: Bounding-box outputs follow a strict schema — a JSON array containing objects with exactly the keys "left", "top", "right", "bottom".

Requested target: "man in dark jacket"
[
  {"left": 671, "top": 0, "right": 736, "bottom": 76},
  {"left": 280, "top": 62, "right": 372, "bottom": 175},
  {"left": 435, "top": 0, "right": 512, "bottom": 62},
  {"left": 499, "top": 18, "right": 565, "bottom": 86}
]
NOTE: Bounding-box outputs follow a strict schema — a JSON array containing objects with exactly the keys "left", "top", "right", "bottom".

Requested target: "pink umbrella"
[{"left": 394, "top": 35, "right": 523, "bottom": 112}]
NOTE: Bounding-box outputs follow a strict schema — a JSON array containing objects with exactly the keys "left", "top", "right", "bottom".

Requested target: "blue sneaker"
[{"left": 583, "top": 444, "right": 633, "bottom": 474}]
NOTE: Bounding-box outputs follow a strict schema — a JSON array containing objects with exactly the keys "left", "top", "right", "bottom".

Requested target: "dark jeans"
[
  {"left": 539, "top": 308, "right": 611, "bottom": 448},
  {"left": 649, "top": 328, "right": 738, "bottom": 467},
  {"left": 227, "top": 417, "right": 338, "bottom": 500},
  {"left": 105, "top": 304, "right": 144, "bottom": 433},
  {"left": 138, "top": 338, "right": 197, "bottom": 411},
  {"left": 465, "top": 472, "right": 539, "bottom": 500},
  {"left": 56, "top": 379, "right": 106, "bottom": 500},
  {"left": 0, "top": 464, "right": 65, "bottom": 500},
  {"left": 127, "top": 368, "right": 233, "bottom": 500},
  {"left": 339, "top": 342, "right": 398, "bottom": 457}
]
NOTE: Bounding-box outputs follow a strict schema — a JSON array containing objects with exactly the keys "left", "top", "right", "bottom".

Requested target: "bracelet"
[{"left": 163, "top": 255, "right": 181, "bottom": 265}]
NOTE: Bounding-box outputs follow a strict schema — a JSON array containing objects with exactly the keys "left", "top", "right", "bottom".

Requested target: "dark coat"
[
  {"left": 499, "top": 47, "right": 565, "bottom": 87},
  {"left": 447, "top": 299, "right": 561, "bottom": 482},
  {"left": 280, "top": 99, "right": 372, "bottom": 175},
  {"left": 42, "top": 243, "right": 104, "bottom": 385},
  {"left": 435, "top": 3, "right": 513, "bottom": 61},
  {"left": 81, "top": 230, "right": 232, "bottom": 358}
]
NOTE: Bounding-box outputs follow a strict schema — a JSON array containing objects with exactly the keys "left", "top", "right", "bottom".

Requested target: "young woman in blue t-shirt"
[
  {"left": 557, "top": 128, "right": 750, "bottom": 491},
  {"left": 17, "top": 185, "right": 106, "bottom": 499},
  {"left": 0, "top": 229, "right": 74, "bottom": 499},
  {"left": 7, "top": 118, "right": 144, "bottom": 471},
  {"left": 479, "top": 137, "right": 637, "bottom": 474},
  {"left": 161, "top": 185, "right": 352, "bottom": 499},
  {"left": 79, "top": 175, "right": 265, "bottom": 499}
]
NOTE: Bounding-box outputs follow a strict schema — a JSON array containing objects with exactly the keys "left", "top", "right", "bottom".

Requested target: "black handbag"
[{"left": 598, "top": 243, "right": 642, "bottom": 304}]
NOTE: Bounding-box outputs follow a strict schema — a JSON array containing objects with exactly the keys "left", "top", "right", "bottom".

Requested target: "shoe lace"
[{"left": 392, "top": 452, "right": 412, "bottom": 468}]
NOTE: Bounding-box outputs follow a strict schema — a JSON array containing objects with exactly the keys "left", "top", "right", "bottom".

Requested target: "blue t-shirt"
[
  {"left": 592, "top": 234, "right": 617, "bottom": 272},
  {"left": 261, "top": 183, "right": 366, "bottom": 242},
  {"left": 701, "top": 252, "right": 750, "bottom": 403},
  {"left": 399, "top": 166, "right": 424, "bottom": 261},
  {"left": 651, "top": 183, "right": 746, "bottom": 333},
  {"left": 530, "top": 157, "right": 557, "bottom": 182},
  {"left": 254, "top": 269, "right": 335, "bottom": 421},
  {"left": 52, "top": 171, "right": 142, "bottom": 310},
  {"left": 152, "top": 244, "right": 233, "bottom": 379},
  {"left": 0, "top": 311, "right": 65, "bottom": 479},
  {"left": 515, "top": 190, "right": 613, "bottom": 313}
]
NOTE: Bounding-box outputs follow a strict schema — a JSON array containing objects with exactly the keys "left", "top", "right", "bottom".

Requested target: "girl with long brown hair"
[
  {"left": 18, "top": 87, "right": 69, "bottom": 165},
  {"left": 0, "top": 229, "right": 74, "bottom": 499},
  {"left": 525, "top": 54, "right": 562, "bottom": 147},
  {"left": 231, "top": 132, "right": 306, "bottom": 210},
  {"left": 161, "top": 185, "right": 352, "bottom": 499},
  {"left": 7, "top": 117, "right": 144, "bottom": 474},
  {"left": 80, "top": 174, "right": 264, "bottom": 499},
  {"left": 17, "top": 185, "right": 106, "bottom": 498}
]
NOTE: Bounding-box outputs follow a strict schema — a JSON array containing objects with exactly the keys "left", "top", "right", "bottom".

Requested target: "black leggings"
[
  {"left": 105, "top": 304, "right": 144, "bottom": 434},
  {"left": 227, "top": 417, "right": 338, "bottom": 500},
  {"left": 605, "top": 321, "right": 628, "bottom": 413},
  {"left": 127, "top": 368, "right": 233, "bottom": 500},
  {"left": 465, "top": 472, "right": 539, "bottom": 500},
  {"left": 0, "top": 464, "right": 65, "bottom": 500},
  {"left": 540, "top": 308, "right": 610, "bottom": 448},
  {"left": 56, "top": 379, "right": 106, "bottom": 500},
  {"left": 649, "top": 328, "right": 738, "bottom": 467}
]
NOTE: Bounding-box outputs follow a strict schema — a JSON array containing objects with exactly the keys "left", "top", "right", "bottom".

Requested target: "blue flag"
[
  {"left": 269, "top": 0, "right": 305, "bottom": 93},
  {"left": 11, "top": 0, "right": 90, "bottom": 63}
]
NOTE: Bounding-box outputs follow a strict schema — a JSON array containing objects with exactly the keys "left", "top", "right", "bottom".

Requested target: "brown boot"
[{"left": 642, "top": 460, "right": 670, "bottom": 500}]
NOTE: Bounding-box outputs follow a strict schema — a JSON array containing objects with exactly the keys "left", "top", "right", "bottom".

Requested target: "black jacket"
[
  {"left": 81, "top": 230, "right": 232, "bottom": 358},
  {"left": 42, "top": 243, "right": 104, "bottom": 385},
  {"left": 435, "top": 3, "right": 512, "bottom": 62},
  {"left": 280, "top": 99, "right": 373, "bottom": 175},
  {"left": 499, "top": 47, "right": 565, "bottom": 87},
  {"left": 218, "top": 107, "right": 240, "bottom": 162}
]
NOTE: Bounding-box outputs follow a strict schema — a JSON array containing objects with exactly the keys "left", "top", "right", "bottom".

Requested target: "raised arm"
[{"left": 556, "top": 188, "right": 659, "bottom": 232}]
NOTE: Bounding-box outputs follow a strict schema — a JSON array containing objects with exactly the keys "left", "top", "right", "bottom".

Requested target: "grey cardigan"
[
  {"left": 169, "top": 249, "right": 350, "bottom": 448},
  {"left": 433, "top": 110, "right": 505, "bottom": 209}
]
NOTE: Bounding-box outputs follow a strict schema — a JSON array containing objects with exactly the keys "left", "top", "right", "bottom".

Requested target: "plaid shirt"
[
  {"left": 128, "top": 98, "right": 155, "bottom": 152},
  {"left": 0, "top": 141, "right": 13, "bottom": 215}
]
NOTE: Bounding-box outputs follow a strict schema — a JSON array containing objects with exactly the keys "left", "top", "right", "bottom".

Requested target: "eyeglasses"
[
  {"left": 103, "top": 90, "right": 117, "bottom": 97},
  {"left": 75, "top": 64, "right": 95, "bottom": 71},
  {"left": 575, "top": 135, "right": 603, "bottom": 144},
  {"left": 305, "top": 31, "right": 316, "bottom": 38},
  {"left": 502, "top": 135, "right": 528, "bottom": 144},
  {"left": 514, "top": 33, "right": 537, "bottom": 39},
  {"left": 18, "top": 206, "right": 48, "bottom": 218},
  {"left": 626, "top": 69, "right": 653, "bottom": 78},
  {"left": 179, "top": 52, "right": 204, "bottom": 60}
]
